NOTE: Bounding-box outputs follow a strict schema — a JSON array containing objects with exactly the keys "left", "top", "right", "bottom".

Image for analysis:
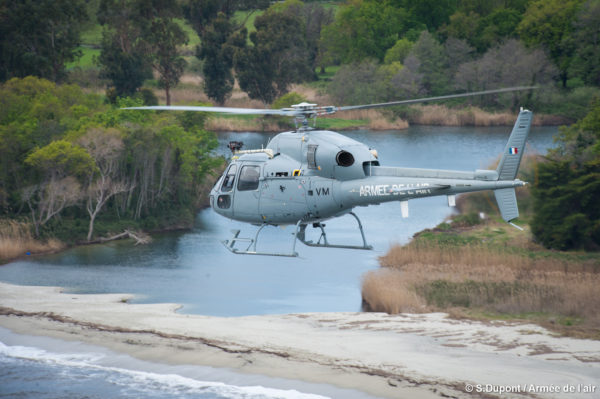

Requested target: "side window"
[
  {"left": 307, "top": 144, "right": 318, "bottom": 169},
  {"left": 220, "top": 164, "right": 237, "bottom": 192},
  {"left": 238, "top": 165, "right": 260, "bottom": 191}
]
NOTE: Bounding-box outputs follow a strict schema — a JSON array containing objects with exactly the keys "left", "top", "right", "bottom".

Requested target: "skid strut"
[
  {"left": 296, "top": 212, "right": 373, "bottom": 250},
  {"left": 221, "top": 221, "right": 301, "bottom": 257}
]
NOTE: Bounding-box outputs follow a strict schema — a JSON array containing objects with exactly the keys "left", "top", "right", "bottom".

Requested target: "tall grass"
[
  {"left": 0, "top": 220, "right": 63, "bottom": 263},
  {"left": 406, "top": 105, "right": 566, "bottom": 126},
  {"left": 362, "top": 241, "right": 600, "bottom": 329}
]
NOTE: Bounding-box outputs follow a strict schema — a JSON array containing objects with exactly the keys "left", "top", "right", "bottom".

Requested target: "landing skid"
[
  {"left": 221, "top": 212, "right": 373, "bottom": 257},
  {"left": 296, "top": 212, "right": 373, "bottom": 250},
  {"left": 221, "top": 222, "right": 301, "bottom": 257}
]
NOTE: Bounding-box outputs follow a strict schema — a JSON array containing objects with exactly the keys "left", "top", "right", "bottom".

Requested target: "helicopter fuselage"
[{"left": 209, "top": 128, "right": 525, "bottom": 226}]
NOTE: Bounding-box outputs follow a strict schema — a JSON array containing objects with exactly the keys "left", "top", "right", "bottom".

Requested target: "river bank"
[{"left": 2, "top": 281, "right": 599, "bottom": 399}]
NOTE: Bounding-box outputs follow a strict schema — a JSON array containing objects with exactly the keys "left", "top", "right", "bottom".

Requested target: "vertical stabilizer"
[
  {"left": 494, "top": 188, "right": 519, "bottom": 222},
  {"left": 496, "top": 109, "right": 532, "bottom": 180}
]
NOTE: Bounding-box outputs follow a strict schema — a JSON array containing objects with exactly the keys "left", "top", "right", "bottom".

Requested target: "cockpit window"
[
  {"left": 221, "top": 164, "right": 237, "bottom": 192},
  {"left": 237, "top": 165, "right": 260, "bottom": 191}
]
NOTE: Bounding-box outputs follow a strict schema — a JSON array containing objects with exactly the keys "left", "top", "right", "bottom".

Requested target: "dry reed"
[
  {"left": 363, "top": 242, "right": 600, "bottom": 328},
  {"left": 407, "top": 105, "right": 568, "bottom": 126},
  {"left": 0, "top": 220, "right": 64, "bottom": 263}
]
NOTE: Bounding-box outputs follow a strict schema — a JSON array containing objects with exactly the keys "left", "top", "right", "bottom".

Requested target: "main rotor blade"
[
  {"left": 337, "top": 86, "right": 537, "bottom": 112},
  {"left": 122, "top": 105, "right": 296, "bottom": 116}
]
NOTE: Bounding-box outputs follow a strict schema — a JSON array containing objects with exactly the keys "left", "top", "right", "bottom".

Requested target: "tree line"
[
  {"left": 1, "top": 0, "right": 599, "bottom": 110},
  {"left": 0, "top": 77, "right": 219, "bottom": 242}
]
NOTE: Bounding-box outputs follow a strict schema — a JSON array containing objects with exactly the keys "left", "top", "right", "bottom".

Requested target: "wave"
[{"left": 0, "top": 341, "right": 330, "bottom": 399}]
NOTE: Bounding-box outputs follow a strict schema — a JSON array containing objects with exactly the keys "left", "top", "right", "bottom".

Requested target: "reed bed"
[
  {"left": 407, "top": 105, "right": 567, "bottom": 126},
  {"left": 331, "top": 109, "right": 409, "bottom": 130},
  {"left": 362, "top": 242, "right": 600, "bottom": 329},
  {"left": 0, "top": 220, "right": 64, "bottom": 263}
]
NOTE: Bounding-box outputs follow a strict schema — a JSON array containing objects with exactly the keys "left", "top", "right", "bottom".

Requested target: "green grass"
[
  {"left": 68, "top": 47, "right": 101, "bottom": 69},
  {"left": 233, "top": 9, "right": 264, "bottom": 39},
  {"left": 176, "top": 18, "right": 201, "bottom": 49}
]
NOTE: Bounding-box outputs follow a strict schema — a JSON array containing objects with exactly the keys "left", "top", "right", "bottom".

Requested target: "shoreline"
[{"left": 1, "top": 282, "right": 599, "bottom": 398}]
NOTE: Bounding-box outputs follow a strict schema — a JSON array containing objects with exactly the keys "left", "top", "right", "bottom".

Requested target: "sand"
[{"left": 1, "top": 281, "right": 599, "bottom": 398}]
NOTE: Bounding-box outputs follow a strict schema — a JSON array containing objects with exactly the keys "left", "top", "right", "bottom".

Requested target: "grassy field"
[{"left": 362, "top": 186, "right": 600, "bottom": 339}]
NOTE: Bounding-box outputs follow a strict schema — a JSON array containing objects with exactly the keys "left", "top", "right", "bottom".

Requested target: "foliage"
[
  {"left": 531, "top": 99, "right": 600, "bottom": 250},
  {"left": 96, "top": 0, "right": 185, "bottom": 101},
  {"left": 197, "top": 12, "right": 237, "bottom": 105},
  {"left": 455, "top": 40, "right": 557, "bottom": 108},
  {"left": 234, "top": 9, "right": 313, "bottom": 104},
  {"left": 0, "top": 77, "right": 218, "bottom": 241},
  {"left": 384, "top": 38, "right": 414, "bottom": 65},
  {"left": 96, "top": 0, "right": 153, "bottom": 99},
  {"left": 320, "top": 0, "right": 419, "bottom": 64},
  {"left": 409, "top": 31, "right": 449, "bottom": 95},
  {"left": 568, "top": 0, "right": 600, "bottom": 87},
  {"left": 517, "top": 0, "right": 584, "bottom": 86},
  {"left": 327, "top": 60, "right": 386, "bottom": 105},
  {"left": 146, "top": 17, "right": 188, "bottom": 105},
  {"left": 0, "top": 0, "right": 88, "bottom": 83},
  {"left": 441, "top": 8, "right": 522, "bottom": 52}
]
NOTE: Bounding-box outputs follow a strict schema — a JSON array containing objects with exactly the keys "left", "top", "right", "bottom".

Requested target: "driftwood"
[{"left": 96, "top": 229, "right": 152, "bottom": 245}]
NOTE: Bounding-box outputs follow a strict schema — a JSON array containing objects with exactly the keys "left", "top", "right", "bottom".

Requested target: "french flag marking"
[{"left": 509, "top": 147, "right": 518, "bottom": 155}]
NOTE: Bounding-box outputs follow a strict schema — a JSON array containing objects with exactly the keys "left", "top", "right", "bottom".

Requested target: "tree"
[
  {"left": 455, "top": 40, "right": 557, "bottom": 107},
  {"left": 147, "top": 17, "right": 188, "bottom": 105},
  {"left": 0, "top": 77, "right": 102, "bottom": 214},
  {"left": 517, "top": 0, "right": 584, "bottom": 87},
  {"left": 270, "top": 0, "right": 334, "bottom": 78},
  {"left": 0, "top": 0, "right": 88, "bottom": 82},
  {"left": 384, "top": 38, "right": 414, "bottom": 65},
  {"left": 198, "top": 13, "right": 237, "bottom": 105},
  {"left": 568, "top": 0, "right": 600, "bottom": 87},
  {"left": 328, "top": 60, "right": 388, "bottom": 105},
  {"left": 390, "top": 55, "right": 425, "bottom": 99},
  {"left": 531, "top": 99, "right": 600, "bottom": 250},
  {"left": 97, "top": 0, "right": 153, "bottom": 98},
  {"left": 320, "top": 0, "right": 415, "bottom": 64},
  {"left": 234, "top": 11, "right": 313, "bottom": 104},
  {"left": 79, "top": 128, "right": 129, "bottom": 241},
  {"left": 408, "top": 31, "right": 449, "bottom": 95},
  {"left": 183, "top": 0, "right": 269, "bottom": 104},
  {"left": 98, "top": 33, "right": 152, "bottom": 99},
  {"left": 23, "top": 140, "right": 97, "bottom": 236},
  {"left": 406, "top": 0, "right": 457, "bottom": 30}
]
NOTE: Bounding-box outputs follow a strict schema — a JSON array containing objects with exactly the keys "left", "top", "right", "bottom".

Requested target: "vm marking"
[{"left": 316, "top": 187, "right": 330, "bottom": 196}]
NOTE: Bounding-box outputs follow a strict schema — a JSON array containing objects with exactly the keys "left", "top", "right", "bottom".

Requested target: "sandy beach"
[{"left": 1, "top": 281, "right": 599, "bottom": 398}]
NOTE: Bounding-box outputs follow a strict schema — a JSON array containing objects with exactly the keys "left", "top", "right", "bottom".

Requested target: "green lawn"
[{"left": 68, "top": 46, "right": 101, "bottom": 69}]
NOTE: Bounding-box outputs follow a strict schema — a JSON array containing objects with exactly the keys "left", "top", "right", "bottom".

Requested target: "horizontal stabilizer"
[
  {"left": 496, "top": 109, "right": 532, "bottom": 180},
  {"left": 494, "top": 188, "right": 519, "bottom": 222}
]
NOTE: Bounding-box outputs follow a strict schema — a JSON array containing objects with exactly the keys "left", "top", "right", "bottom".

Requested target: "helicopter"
[{"left": 127, "top": 87, "right": 535, "bottom": 257}]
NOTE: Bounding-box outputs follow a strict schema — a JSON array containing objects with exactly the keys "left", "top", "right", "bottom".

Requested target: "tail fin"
[
  {"left": 496, "top": 108, "right": 532, "bottom": 180},
  {"left": 493, "top": 108, "right": 532, "bottom": 224},
  {"left": 494, "top": 188, "right": 519, "bottom": 222}
]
